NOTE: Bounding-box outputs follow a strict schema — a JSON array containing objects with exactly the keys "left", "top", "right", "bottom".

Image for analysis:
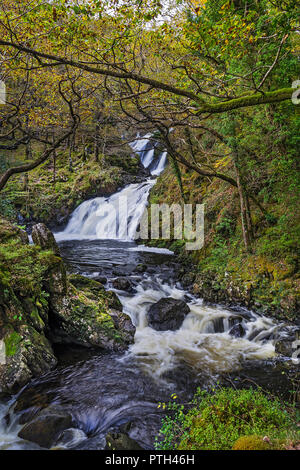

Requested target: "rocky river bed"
[{"left": 0, "top": 237, "right": 298, "bottom": 450}]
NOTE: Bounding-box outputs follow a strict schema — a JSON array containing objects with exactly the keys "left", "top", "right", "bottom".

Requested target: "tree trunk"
[
  {"left": 25, "top": 140, "right": 32, "bottom": 161},
  {"left": 69, "top": 133, "right": 74, "bottom": 172},
  {"left": 232, "top": 146, "right": 253, "bottom": 251},
  {"left": 245, "top": 193, "right": 254, "bottom": 240},
  {"left": 25, "top": 116, "right": 32, "bottom": 161},
  {"left": 94, "top": 118, "right": 100, "bottom": 162}
]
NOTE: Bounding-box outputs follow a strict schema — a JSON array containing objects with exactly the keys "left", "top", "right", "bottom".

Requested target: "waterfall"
[
  {"left": 55, "top": 180, "right": 156, "bottom": 241},
  {"left": 129, "top": 133, "right": 168, "bottom": 174},
  {"left": 151, "top": 151, "right": 167, "bottom": 176},
  {"left": 55, "top": 135, "right": 167, "bottom": 241},
  {"left": 54, "top": 132, "right": 282, "bottom": 377}
]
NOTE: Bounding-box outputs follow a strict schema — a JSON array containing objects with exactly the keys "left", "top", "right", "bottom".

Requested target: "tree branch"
[{"left": 0, "top": 40, "right": 293, "bottom": 112}]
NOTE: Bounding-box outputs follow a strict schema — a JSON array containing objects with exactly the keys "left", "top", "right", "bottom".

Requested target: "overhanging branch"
[{"left": 0, "top": 40, "right": 293, "bottom": 112}]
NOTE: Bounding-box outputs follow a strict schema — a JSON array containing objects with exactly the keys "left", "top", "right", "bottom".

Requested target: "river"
[{"left": 0, "top": 135, "right": 295, "bottom": 450}]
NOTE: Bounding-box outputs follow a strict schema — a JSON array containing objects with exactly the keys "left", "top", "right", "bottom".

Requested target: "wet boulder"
[
  {"left": 50, "top": 274, "right": 135, "bottom": 351},
  {"left": 229, "top": 322, "right": 245, "bottom": 338},
  {"left": 109, "top": 310, "right": 136, "bottom": 345},
  {"left": 134, "top": 264, "right": 147, "bottom": 273},
  {"left": 212, "top": 315, "right": 245, "bottom": 337},
  {"left": 112, "top": 277, "right": 133, "bottom": 292},
  {"left": 94, "top": 276, "right": 107, "bottom": 285},
  {"left": 32, "top": 223, "right": 60, "bottom": 256},
  {"left": 18, "top": 408, "right": 74, "bottom": 448},
  {"left": 275, "top": 328, "right": 300, "bottom": 357},
  {"left": 147, "top": 298, "right": 190, "bottom": 331},
  {"left": 105, "top": 431, "right": 144, "bottom": 451},
  {"left": 228, "top": 316, "right": 246, "bottom": 338}
]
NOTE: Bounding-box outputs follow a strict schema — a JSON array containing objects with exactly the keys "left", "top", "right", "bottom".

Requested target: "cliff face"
[{"left": 0, "top": 219, "right": 135, "bottom": 394}]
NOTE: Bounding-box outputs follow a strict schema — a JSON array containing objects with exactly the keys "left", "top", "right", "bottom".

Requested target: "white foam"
[{"left": 128, "top": 245, "right": 174, "bottom": 255}]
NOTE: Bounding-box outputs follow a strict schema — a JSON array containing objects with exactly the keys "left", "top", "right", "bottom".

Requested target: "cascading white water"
[
  {"left": 129, "top": 133, "right": 168, "bottom": 174},
  {"left": 117, "top": 277, "right": 278, "bottom": 379},
  {"left": 0, "top": 136, "right": 292, "bottom": 452},
  {"left": 55, "top": 180, "right": 156, "bottom": 241},
  {"left": 151, "top": 152, "right": 167, "bottom": 176},
  {"left": 55, "top": 134, "right": 167, "bottom": 242},
  {"left": 54, "top": 134, "right": 281, "bottom": 378}
]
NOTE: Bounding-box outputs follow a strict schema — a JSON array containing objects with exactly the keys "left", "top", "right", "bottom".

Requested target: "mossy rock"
[
  {"left": 232, "top": 435, "right": 272, "bottom": 450},
  {"left": 4, "top": 330, "right": 22, "bottom": 357},
  {"left": 68, "top": 274, "right": 106, "bottom": 298},
  {"left": 0, "top": 218, "right": 29, "bottom": 245},
  {"left": 50, "top": 281, "right": 134, "bottom": 351},
  {"left": 105, "top": 432, "right": 144, "bottom": 450},
  {"left": 68, "top": 274, "right": 122, "bottom": 310},
  {"left": 32, "top": 223, "right": 60, "bottom": 256},
  {"left": 0, "top": 325, "right": 57, "bottom": 393}
]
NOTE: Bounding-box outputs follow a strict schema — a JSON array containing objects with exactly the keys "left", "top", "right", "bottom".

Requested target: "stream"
[{"left": 0, "top": 136, "right": 296, "bottom": 450}]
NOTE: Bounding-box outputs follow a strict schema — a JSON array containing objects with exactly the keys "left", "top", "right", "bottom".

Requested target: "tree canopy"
[{"left": 0, "top": 0, "right": 299, "bottom": 249}]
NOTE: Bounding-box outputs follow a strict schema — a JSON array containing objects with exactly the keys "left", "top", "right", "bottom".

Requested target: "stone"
[
  {"left": 112, "top": 277, "right": 133, "bottom": 292},
  {"left": 229, "top": 322, "right": 245, "bottom": 338},
  {"left": 134, "top": 264, "right": 147, "bottom": 273},
  {"left": 228, "top": 316, "right": 245, "bottom": 337},
  {"left": 147, "top": 298, "right": 190, "bottom": 331},
  {"left": 0, "top": 218, "right": 29, "bottom": 245},
  {"left": 0, "top": 324, "right": 57, "bottom": 394},
  {"left": 275, "top": 328, "right": 300, "bottom": 357},
  {"left": 105, "top": 432, "right": 144, "bottom": 451},
  {"left": 18, "top": 409, "right": 74, "bottom": 448},
  {"left": 109, "top": 310, "right": 136, "bottom": 344},
  {"left": 94, "top": 276, "right": 107, "bottom": 285},
  {"left": 68, "top": 274, "right": 105, "bottom": 294},
  {"left": 32, "top": 223, "right": 60, "bottom": 256},
  {"left": 181, "top": 272, "right": 196, "bottom": 287},
  {"left": 50, "top": 275, "right": 135, "bottom": 351}
]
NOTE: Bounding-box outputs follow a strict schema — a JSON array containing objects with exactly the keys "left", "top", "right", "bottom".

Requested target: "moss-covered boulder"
[
  {"left": 0, "top": 218, "right": 135, "bottom": 393},
  {"left": 105, "top": 431, "right": 144, "bottom": 451},
  {"left": 232, "top": 435, "right": 271, "bottom": 450},
  {"left": 0, "top": 218, "right": 29, "bottom": 245},
  {"left": 31, "top": 223, "right": 60, "bottom": 256},
  {"left": 50, "top": 275, "right": 135, "bottom": 351},
  {"left": 0, "top": 325, "right": 57, "bottom": 394},
  {"left": 0, "top": 284, "right": 57, "bottom": 393}
]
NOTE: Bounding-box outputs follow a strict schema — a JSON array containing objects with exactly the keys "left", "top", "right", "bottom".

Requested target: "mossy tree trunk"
[
  {"left": 228, "top": 118, "right": 253, "bottom": 252},
  {"left": 231, "top": 140, "right": 254, "bottom": 252},
  {"left": 94, "top": 115, "right": 100, "bottom": 162}
]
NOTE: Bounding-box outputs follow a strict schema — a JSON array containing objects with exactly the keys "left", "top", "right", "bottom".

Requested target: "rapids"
[{"left": 0, "top": 134, "right": 294, "bottom": 450}]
